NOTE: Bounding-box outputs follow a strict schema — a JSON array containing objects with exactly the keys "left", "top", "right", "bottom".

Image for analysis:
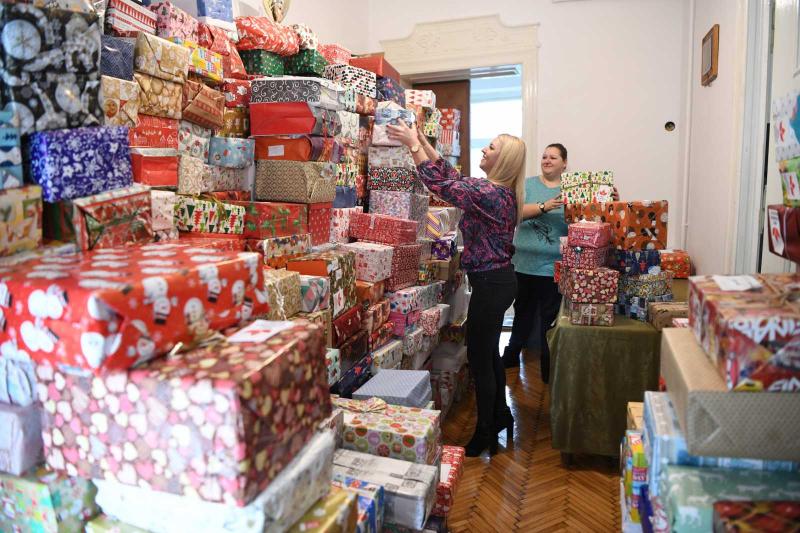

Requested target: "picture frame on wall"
[{"left": 701, "top": 24, "right": 719, "bottom": 86}]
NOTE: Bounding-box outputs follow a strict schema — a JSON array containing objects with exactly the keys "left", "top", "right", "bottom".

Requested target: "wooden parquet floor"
[{"left": 441, "top": 335, "right": 621, "bottom": 533}]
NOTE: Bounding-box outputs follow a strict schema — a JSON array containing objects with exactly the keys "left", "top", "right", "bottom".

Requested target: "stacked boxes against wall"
[
  {"left": 768, "top": 88, "right": 800, "bottom": 263},
  {"left": 0, "top": 6, "right": 469, "bottom": 532}
]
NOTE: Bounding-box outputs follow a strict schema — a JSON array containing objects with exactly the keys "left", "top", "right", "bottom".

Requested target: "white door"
[{"left": 763, "top": 1, "right": 799, "bottom": 273}]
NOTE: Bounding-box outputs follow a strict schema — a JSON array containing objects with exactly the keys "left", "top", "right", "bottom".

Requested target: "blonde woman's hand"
[{"left": 386, "top": 120, "right": 418, "bottom": 148}]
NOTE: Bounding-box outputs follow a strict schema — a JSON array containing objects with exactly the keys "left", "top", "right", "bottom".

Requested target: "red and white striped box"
[{"left": 105, "top": 0, "right": 157, "bottom": 37}]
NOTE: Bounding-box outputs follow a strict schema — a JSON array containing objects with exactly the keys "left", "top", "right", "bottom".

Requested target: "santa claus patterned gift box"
[
  {"left": 564, "top": 200, "right": 669, "bottom": 251},
  {"left": 35, "top": 321, "right": 330, "bottom": 505},
  {"left": 559, "top": 267, "right": 620, "bottom": 304},
  {"left": 263, "top": 268, "right": 302, "bottom": 320},
  {"left": 0, "top": 243, "right": 266, "bottom": 373},
  {"left": 432, "top": 445, "right": 465, "bottom": 518},
  {"left": 287, "top": 249, "right": 357, "bottom": 318},
  {"left": 349, "top": 212, "right": 418, "bottom": 245},
  {"left": 560, "top": 239, "right": 609, "bottom": 270},
  {"left": 333, "top": 305, "right": 364, "bottom": 348},
  {"left": 339, "top": 242, "right": 394, "bottom": 283},
  {"left": 362, "top": 299, "right": 390, "bottom": 334},
  {"left": 567, "top": 221, "right": 612, "bottom": 249},
  {"left": 234, "top": 16, "right": 300, "bottom": 55},
  {"left": 100, "top": 76, "right": 139, "bottom": 127},
  {"left": 174, "top": 195, "right": 245, "bottom": 234},
  {"left": 254, "top": 161, "right": 336, "bottom": 204}
]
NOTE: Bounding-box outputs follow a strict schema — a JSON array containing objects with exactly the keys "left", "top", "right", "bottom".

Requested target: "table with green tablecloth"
[{"left": 546, "top": 279, "right": 687, "bottom": 458}]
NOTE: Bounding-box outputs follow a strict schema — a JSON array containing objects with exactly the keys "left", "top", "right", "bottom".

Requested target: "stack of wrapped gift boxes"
[
  {"left": 767, "top": 88, "right": 800, "bottom": 263},
  {"left": 621, "top": 273, "right": 800, "bottom": 532}
]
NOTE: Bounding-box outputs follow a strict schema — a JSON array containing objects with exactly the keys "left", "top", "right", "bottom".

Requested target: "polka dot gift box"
[
  {"left": 564, "top": 200, "right": 669, "bottom": 251},
  {"left": 34, "top": 321, "right": 331, "bottom": 506}
]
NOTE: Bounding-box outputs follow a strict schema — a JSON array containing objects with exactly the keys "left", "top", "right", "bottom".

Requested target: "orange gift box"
[{"left": 564, "top": 200, "right": 668, "bottom": 250}]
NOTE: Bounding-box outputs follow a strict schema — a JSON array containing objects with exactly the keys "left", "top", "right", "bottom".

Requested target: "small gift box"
[
  {"left": 285, "top": 49, "right": 329, "bottom": 76},
  {"left": 405, "top": 89, "right": 436, "bottom": 108},
  {"left": 566, "top": 299, "right": 615, "bottom": 326},
  {"left": 372, "top": 102, "right": 417, "bottom": 146},
  {"left": 149, "top": 1, "right": 199, "bottom": 41},
  {"left": 240, "top": 49, "right": 285, "bottom": 76},
  {"left": 134, "top": 32, "right": 190, "bottom": 83},
  {"left": 324, "top": 64, "right": 377, "bottom": 98},
  {"left": 150, "top": 189, "right": 176, "bottom": 231},
  {"left": 647, "top": 301, "right": 688, "bottom": 331},
  {"left": 0, "top": 402, "right": 43, "bottom": 476},
  {"left": 254, "top": 161, "right": 336, "bottom": 203},
  {"left": 349, "top": 212, "right": 418, "bottom": 245},
  {"left": 28, "top": 126, "right": 133, "bottom": 202},
  {"left": 287, "top": 486, "right": 358, "bottom": 533},
  {"left": 174, "top": 195, "right": 245, "bottom": 234},
  {"left": 362, "top": 299, "right": 390, "bottom": 334},
  {"left": 560, "top": 241, "right": 609, "bottom": 269},
  {"left": 376, "top": 77, "right": 405, "bottom": 106},
  {"left": 178, "top": 120, "right": 212, "bottom": 159},
  {"left": 182, "top": 80, "right": 225, "bottom": 129},
  {"left": 658, "top": 249, "right": 692, "bottom": 279},
  {"left": 609, "top": 249, "right": 661, "bottom": 275},
  {"left": 353, "top": 368, "right": 432, "bottom": 409},
  {"left": 368, "top": 321, "right": 394, "bottom": 352},
  {"left": 432, "top": 445, "right": 465, "bottom": 518},
  {"left": 318, "top": 43, "right": 352, "bottom": 65},
  {"left": 223, "top": 78, "right": 252, "bottom": 108},
  {"left": 235, "top": 16, "right": 300, "bottom": 55},
  {"left": 134, "top": 71, "right": 182, "bottom": 119},
  {"left": 264, "top": 269, "right": 303, "bottom": 320},
  {"left": 356, "top": 280, "right": 386, "bottom": 310},
  {"left": 619, "top": 272, "right": 673, "bottom": 298},
  {"left": 300, "top": 274, "right": 331, "bottom": 313},
  {"left": 234, "top": 201, "right": 308, "bottom": 240},
  {"left": 245, "top": 233, "right": 312, "bottom": 268},
  {"left": 561, "top": 171, "right": 615, "bottom": 204},
  {"left": 326, "top": 348, "right": 341, "bottom": 385},
  {"left": 431, "top": 233, "right": 458, "bottom": 261},
  {"left": 177, "top": 154, "right": 213, "bottom": 194},
  {"left": 568, "top": 221, "right": 613, "bottom": 248},
  {"left": 170, "top": 37, "right": 224, "bottom": 83},
  {"left": 208, "top": 136, "right": 255, "bottom": 168},
  {"left": 131, "top": 148, "right": 179, "bottom": 186},
  {"left": 105, "top": 0, "right": 157, "bottom": 37},
  {"left": 340, "top": 242, "right": 394, "bottom": 282},
  {"left": 287, "top": 250, "right": 358, "bottom": 318},
  {"left": 101, "top": 35, "right": 135, "bottom": 81},
  {"left": 388, "top": 310, "right": 421, "bottom": 337},
  {"left": 565, "top": 200, "right": 669, "bottom": 251},
  {"left": 334, "top": 305, "right": 364, "bottom": 348},
  {"left": 559, "top": 267, "right": 620, "bottom": 303}
]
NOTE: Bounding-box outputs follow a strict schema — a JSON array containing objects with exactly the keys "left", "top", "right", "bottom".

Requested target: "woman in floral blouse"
[{"left": 388, "top": 121, "right": 525, "bottom": 457}]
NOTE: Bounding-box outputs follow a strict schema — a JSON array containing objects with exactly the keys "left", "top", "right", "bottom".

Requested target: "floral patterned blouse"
[{"left": 417, "top": 158, "right": 517, "bottom": 273}]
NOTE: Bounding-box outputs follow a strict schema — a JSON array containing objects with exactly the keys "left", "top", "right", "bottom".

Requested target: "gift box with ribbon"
[
  {"left": 566, "top": 299, "right": 615, "bottom": 326},
  {"left": 245, "top": 233, "right": 312, "bottom": 268},
  {"left": 349, "top": 212, "right": 418, "bottom": 245},
  {"left": 149, "top": 1, "right": 199, "bottom": 41},
  {"left": 340, "top": 242, "right": 394, "bottom": 282},
  {"left": 174, "top": 194, "right": 245, "bottom": 234},
  {"left": 134, "top": 32, "right": 190, "bottom": 83},
  {"left": 288, "top": 249, "right": 358, "bottom": 318},
  {"left": 235, "top": 16, "right": 300, "bottom": 55},
  {"left": 263, "top": 268, "right": 302, "bottom": 320},
  {"left": 564, "top": 200, "right": 669, "bottom": 251}
]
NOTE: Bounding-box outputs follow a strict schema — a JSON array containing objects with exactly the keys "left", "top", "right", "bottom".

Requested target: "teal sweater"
[{"left": 512, "top": 176, "right": 568, "bottom": 277}]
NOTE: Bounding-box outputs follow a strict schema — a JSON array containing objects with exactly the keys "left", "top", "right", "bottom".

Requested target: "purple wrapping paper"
[
  {"left": 431, "top": 233, "right": 458, "bottom": 260},
  {"left": 27, "top": 126, "right": 133, "bottom": 202},
  {"left": 0, "top": 402, "right": 43, "bottom": 476}
]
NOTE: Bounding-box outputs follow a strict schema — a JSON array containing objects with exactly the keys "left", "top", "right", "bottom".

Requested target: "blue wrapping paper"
[
  {"left": 331, "top": 353, "right": 373, "bottom": 398},
  {"left": 0, "top": 111, "right": 23, "bottom": 190},
  {"left": 376, "top": 77, "right": 405, "bottom": 106},
  {"left": 610, "top": 249, "right": 661, "bottom": 275},
  {"left": 207, "top": 136, "right": 255, "bottom": 169},
  {"left": 334, "top": 185, "right": 357, "bottom": 208},
  {"left": 100, "top": 35, "right": 135, "bottom": 81},
  {"left": 196, "top": 0, "right": 233, "bottom": 23},
  {"left": 27, "top": 126, "right": 134, "bottom": 202}
]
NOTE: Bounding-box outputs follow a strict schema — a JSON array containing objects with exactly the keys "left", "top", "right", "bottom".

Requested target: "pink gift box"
[
  {"left": 369, "top": 190, "right": 429, "bottom": 229},
  {"left": 388, "top": 310, "right": 421, "bottom": 337},
  {"left": 567, "top": 221, "right": 613, "bottom": 249},
  {"left": 149, "top": 1, "right": 199, "bottom": 41},
  {"left": 339, "top": 242, "right": 394, "bottom": 283},
  {"left": 330, "top": 206, "right": 362, "bottom": 244},
  {"left": 560, "top": 238, "right": 609, "bottom": 269},
  {"left": 419, "top": 306, "right": 442, "bottom": 336}
]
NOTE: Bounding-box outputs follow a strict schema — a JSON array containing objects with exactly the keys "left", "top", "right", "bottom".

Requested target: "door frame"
[{"left": 380, "top": 15, "right": 540, "bottom": 177}]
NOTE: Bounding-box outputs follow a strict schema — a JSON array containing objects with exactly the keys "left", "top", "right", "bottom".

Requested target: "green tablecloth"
[{"left": 547, "top": 304, "right": 663, "bottom": 457}]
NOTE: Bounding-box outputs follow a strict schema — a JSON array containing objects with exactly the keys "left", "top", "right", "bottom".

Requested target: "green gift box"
[
  {"left": 240, "top": 50, "right": 285, "bottom": 76},
  {"left": 174, "top": 195, "right": 245, "bottom": 234},
  {"left": 0, "top": 467, "right": 99, "bottom": 532},
  {"left": 285, "top": 49, "right": 329, "bottom": 77}
]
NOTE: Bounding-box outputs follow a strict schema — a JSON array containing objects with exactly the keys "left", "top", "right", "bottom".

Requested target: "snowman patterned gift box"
[
  {"left": 35, "top": 321, "right": 331, "bottom": 506},
  {"left": 0, "top": 243, "right": 266, "bottom": 373}
]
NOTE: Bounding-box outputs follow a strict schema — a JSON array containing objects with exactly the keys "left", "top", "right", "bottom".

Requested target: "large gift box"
[
  {"left": 333, "top": 305, "right": 364, "bottom": 348},
  {"left": 332, "top": 448, "right": 439, "bottom": 530},
  {"left": 130, "top": 148, "right": 179, "bottom": 186},
  {"left": 561, "top": 171, "right": 615, "bottom": 204},
  {"left": 240, "top": 49, "right": 285, "bottom": 76},
  {"left": 36, "top": 321, "right": 331, "bottom": 505},
  {"left": 287, "top": 250, "right": 358, "bottom": 318},
  {"left": 564, "top": 200, "right": 669, "bottom": 250},
  {"left": 235, "top": 16, "right": 300, "bottom": 55},
  {"left": 349, "top": 212, "right": 418, "bottom": 245},
  {"left": 263, "top": 269, "right": 302, "bottom": 320},
  {"left": 208, "top": 136, "right": 255, "bottom": 168},
  {"left": 149, "top": 1, "right": 199, "bottom": 41},
  {"left": 432, "top": 445, "right": 465, "bottom": 518},
  {"left": 233, "top": 200, "right": 308, "bottom": 239},
  {"left": 174, "top": 195, "right": 245, "bottom": 234},
  {"left": 0, "top": 185, "right": 43, "bottom": 257},
  {"left": 27, "top": 126, "right": 133, "bottom": 203},
  {"left": 255, "top": 135, "right": 344, "bottom": 162},
  {"left": 353, "top": 369, "right": 432, "bottom": 408},
  {"left": 333, "top": 396, "right": 441, "bottom": 465},
  {"left": 285, "top": 49, "right": 329, "bottom": 77},
  {"left": 350, "top": 54, "right": 400, "bottom": 80},
  {"left": 134, "top": 32, "right": 190, "bottom": 83},
  {"left": 254, "top": 161, "right": 336, "bottom": 203},
  {"left": 178, "top": 120, "right": 211, "bottom": 160},
  {"left": 43, "top": 185, "right": 153, "bottom": 251},
  {"left": 134, "top": 71, "right": 183, "bottom": 119},
  {"left": 340, "top": 242, "right": 394, "bottom": 282},
  {"left": 101, "top": 75, "right": 140, "bottom": 127},
  {"left": 0, "top": 244, "right": 265, "bottom": 372},
  {"left": 246, "top": 233, "right": 312, "bottom": 269},
  {"left": 0, "top": 402, "right": 43, "bottom": 476},
  {"left": 250, "top": 77, "right": 344, "bottom": 111},
  {"left": 94, "top": 430, "right": 335, "bottom": 533},
  {"left": 333, "top": 476, "right": 386, "bottom": 533},
  {"left": 559, "top": 267, "right": 619, "bottom": 303},
  {"left": 658, "top": 249, "right": 692, "bottom": 278},
  {"left": 300, "top": 274, "right": 331, "bottom": 313},
  {"left": 250, "top": 103, "right": 341, "bottom": 136},
  {"left": 324, "top": 64, "right": 377, "bottom": 98},
  {"left": 182, "top": 80, "right": 225, "bottom": 129},
  {"left": 0, "top": 468, "right": 98, "bottom": 532},
  {"left": 288, "top": 485, "right": 358, "bottom": 533}
]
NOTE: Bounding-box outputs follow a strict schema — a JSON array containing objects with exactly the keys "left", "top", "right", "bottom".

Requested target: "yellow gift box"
[{"left": 170, "top": 38, "right": 224, "bottom": 84}]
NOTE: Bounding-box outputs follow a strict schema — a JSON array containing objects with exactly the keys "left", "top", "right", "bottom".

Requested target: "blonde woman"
[{"left": 388, "top": 122, "right": 525, "bottom": 457}]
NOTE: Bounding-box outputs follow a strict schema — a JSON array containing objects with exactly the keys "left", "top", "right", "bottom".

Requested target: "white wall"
[
  {"left": 684, "top": 0, "right": 747, "bottom": 274},
  {"left": 365, "top": 0, "right": 687, "bottom": 248}
]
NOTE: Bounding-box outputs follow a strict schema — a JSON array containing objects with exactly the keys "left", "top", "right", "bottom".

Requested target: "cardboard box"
[
  {"left": 627, "top": 402, "right": 644, "bottom": 431},
  {"left": 660, "top": 328, "right": 800, "bottom": 461}
]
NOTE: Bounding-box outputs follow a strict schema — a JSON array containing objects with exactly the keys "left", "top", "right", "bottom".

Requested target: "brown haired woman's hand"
[
  {"left": 386, "top": 120, "right": 418, "bottom": 148},
  {"left": 612, "top": 187, "right": 620, "bottom": 201}
]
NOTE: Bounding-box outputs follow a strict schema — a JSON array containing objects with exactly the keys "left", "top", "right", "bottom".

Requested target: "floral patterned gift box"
[
  {"left": 35, "top": 321, "right": 331, "bottom": 505},
  {"left": 291, "top": 23, "right": 319, "bottom": 51},
  {"left": 0, "top": 467, "right": 98, "bottom": 532}
]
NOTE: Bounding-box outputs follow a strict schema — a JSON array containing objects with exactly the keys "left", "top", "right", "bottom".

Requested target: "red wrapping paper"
[
  {"left": 129, "top": 115, "right": 179, "bottom": 148},
  {"left": 349, "top": 212, "right": 418, "bottom": 245},
  {"left": 234, "top": 16, "right": 300, "bottom": 55},
  {"left": 305, "top": 202, "right": 333, "bottom": 246},
  {"left": 197, "top": 23, "right": 247, "bottom": 79},
  {"left": 368, "top": 321, "right": 394, "bottom": 352},
  {"left": 0, "top": 243, "right": 266, "bottom": 373},
  {"left": 567, "top": 221, "right": 612, "bottom": 249},
  {"left": 222, "top": 79, "right": 251, "bottom": 108},
  {"left": 387, "top": 309, "right": 420, "bottom": 336},
  {"left": 349, "top": 54, "right": 400, "bottom": 80},
  {"left": 178, "top": 233, "right": 248, "bottom": 251},
  {"left": 130, "top": 151, "right": 179, "bottom": 186},
  {"left": 384, "top": 270, "right": 418, "bottom": 292},
  {"left": 333, "top": 305, "right": 363, "bottom": 348},
  {"left": 432, "top": 445, "right": 465, "bottom": 517},
  {"left": 229, "top": 201, "right": 308, "bottom": 240},
  {"left": 766, "top": 205, "right": 800, "bottom": 263},
  {"left": 391, "top": 243, "right": 423, "bottom": 274},
  {"left": 560, "top": 242, "right": 609, "bottom": 269},
  {"left": 317, "top": 43, "right": 351, "bottom": 65},
  {"left": 249, "top": 102, "right": 339, "bottom": 136},
  {"left": 558, "top": 267, "right": 619, "bottom": 303},
  {"left": 658, "top": 249, "right": 692, "bottom": 279},
  {"left": 205, "top": 191, "right": 252, "bottom": 201},
  {"left": 361, "top": 299, "right": 390, "bottom": 333}
]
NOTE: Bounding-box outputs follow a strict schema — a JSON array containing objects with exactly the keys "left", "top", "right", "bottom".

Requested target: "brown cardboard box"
[
  {"left": 660, "top": 328, "right": 800, "bottom": 461},
  {"left": 626, "top": 402, "right": 644, "bottom": 431}
]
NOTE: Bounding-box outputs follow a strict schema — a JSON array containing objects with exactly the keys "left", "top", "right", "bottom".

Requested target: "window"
[{"left": 469, "top": 69, "right": 523, "bottom": 177}]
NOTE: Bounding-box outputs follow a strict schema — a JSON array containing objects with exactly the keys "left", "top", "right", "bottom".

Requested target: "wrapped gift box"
[
  {"left": 255, "top": 136, "right": 344, "bottom": 162},
  {"left": 290, "top": 24, "right": 318, "bottom": 50},
  {"left": 369, "top": 146, "right": 415, "bottom": 171},
  {"left": 0, "top": 185, "right": 43, "bottom": 257},
  {"left": 388, "top": 283, "right": 442, "bottom": 314},
  {"left": 134, "top": 32, "right": 190, "bottom": 83},
  {"left": 131, "top": 148, "right": 179, "bottom": 186},
  {"left": 385, "top": 270, "right": 419, "bottom": 292},
  {"left": 94, "top": 430, "right": 335, "bottom": 532},
  {"left": 713, "top": 501, "right": 800, "bottom": 533},
  {"left": 100, "top": 75, "right": 140, "bottom": 127},
  {"left": 334, "top": 185, "right": 358, "bottom": 208},
  {"left": 402, "top": 328, "right": 425, "bottom": 357},
  {"left": 105, "top": 0, "right": 158, "bottom": 37},
  {"left": 335, "top": 161, "right": 359, "bottom": 187},
  {"left": 318, "top": 43, "right": 351, "bottom": 65},
  {"left": 0, "top": 351, "right": 37, "bottom": 407},
  {"left": 333, "top": 476, "right": 386, "bottom": 533},
  {"left": 208, "top": 136, "right": 255, "bottom": 168},
  {"left": 349, "top": 212, "right": 418, "bottom": 245},
  {"left": 337, "top": 112, "right": 360, "bottom": 149},
  {"left": 332, "top": 448, "right": 439, "bottom": 530},
  {"left": 299, "top": 274, "right": 331, "bottom": 313},
  {"left": 2, "top": 72, "right": 102, "bottom": 136},
  {"left": 254, "top": 161, "right": 336, "bottom": 203},
  {"left": 388, "top": 310, "right": 421, "bottom": 337},
  {"left": 299, "top": 308, "right": 333, "bottom": 348},
  {"left": 362, "top": 299, "right": 390, "bottom": 334},
  {"left": 779, "top": 156, "right": 800, "bottom": 207},
  {"left": 372, "top": 101, "right": 417, "bottom": 146},
  {"left": 0, "top": 467, "right": 98, "bottom": 532},
  {"left": 368, "top": 321, "right": 393, "bottom": 352},
  {"left": 333, "top": 305, "right": 364, "bottom": 348},
  {"left": 376, "top": 77, "right": 405, "bottom": 106},
  {"left": 431, "top": 233, "right": 457, "bottom": 261},
  {"left": 302, "top": 201, "right": 334, "bottom": 246},
  {"left": 178, "top": 120, "right": 211, "bottom": 158},
  {"left": 174, "top": 195, "right": 245, "bottom": 234},
  {"left": 208, "top": 165, "right": 248, "bottom": 191},
  {"left": 197, "top": 0, "right": 234, "bottom": 26},
  {"left": 774, "top": 90, "right": 800, "bottom": 160},
  {"left": 404, "top": 89, "right": 436, "bottom": 108},
  {"left": 339, "top": 329, "right": 369, "bottom": 374},
  {"left": 250, "top": 102, "right": 341, "bottom": 137},
  {"left": 559, "top": 267, "right": 619, "bottom": 303},
  {"left": 150, "top": 189, "right": 176, "bottom": 231},
  {"left": 340, "top": 242, "right": 394, "bottom": 282},
  {"left": 240, "top": 49, "right": 285, "bottom": 76},
  {"left": 182, "top": 80, "right": 225, "bottom": 129},
  {"left": 368, "top": 168, "right": 422, "bottom": 194},
  {"left": 619, "top": 272, "right": 673, "bottom": 298},
  {"left": 285, "top": 49, "right": 329, "bottom": 76},
  {"left": 263, "top": 269, "right": 302, "bottom": 320},
  {"left": 565, "top": 200, "right": 669, "bottom": 250},
  {"left": 246, "top": 233, "right": 312, "bottom": 269},
  {"left": 423, "top": 108, "right": 443, "bottom": 139},
  {"left": 659, "top": 465, "right": 800, "bottom": 533},
  {"left": 0, "top": 402, "right": 43, "bottom": 476},
  {"left": 371, "top": 338, "right": 403, "bottom": 374},
  {"left": 288, "top": 250, "right": 357, "bottom": 318},
  {"left": 350, "top": 54, "right": 400, "bottom": 80},
  {"left": 37, "top": 321, "right": 330, "bottom": 505},
  {"left": 169, "top": 38, "right": 223, "bottom": 83},
  {"left": 134, "top": 71, "right": 182, "bottom": 119},
  {"left": 176, "top": 154, "right": 213, "bottom": 194},
  {"left": 568, "top": 220, "right": 612, "bottom": 248},
  {"left": 561, "top": 171, "right": 615, "bottom": 204},
  {"left": 130, "top": 114, "right": 179, "bottom": 148},
  {"left": 206, "top": 190, "right": 251, "bottom": 202},
  {"left": 419, "top": 307, "right": 442, "bottom": 336},
  {"left": 647, "top": 301, "right": 688, "bottom": 331},
  {"left": 324, "top": 64, "right": 377, "bottom": 98},
  {"left": 355, "top": 93, "right": 377, "bottom": 116},
  {"left": 149, "top": 1, "right": 199, "bottom": 41},
  {"left": 28, "top": 127, "right": 133, "bottom": 203},
  {"left": 609, "top": 249, "right": 661, "bottom": 275},
  {"left": 232, "top": 200, "right": 308, "bottom": 240},
  {"left": 370, "top": 193, "right": 428, "bottom": 234},
  {"left": 43, "top": 185, "right": 153, "bottom": 251},
  {"left": 424, "top": 209, "right": 456, "bottom": 240},
  {"left": 332, "top": 352, "right": 372, "bottom": 397},
  {"left": 432, "top": 445, "right": 464, "bottom": 518},
  {"left": 658, "top": 249, "right": 692, "bottom": 279},
  {"left": 235, "top": 16, "right": 300, "bottom": 55},
  {"left": 223, "top": 79, "right": 251, "bottom": 108},
  {"left": 353, "top": 369, "right": 432, "bottom": 408},
  {"left": 219, "top": 107, "right": 250, "bottom": 137},
  {"left": 288, "top": 485, "right": 357, "bottom": 533},
  {"left": 560, "top": 240, "right": 609, "bottom": 270},
  {"left": 356, "top": 280, "right": 386, "bottom": 310},
  {"left": 0, "top": 244, "right": 264, "bottom": 372},
  {"left": 250, "top": 77, "right": 344, "bottom": 111},
  {"left": 327, "top": 348, "right": 342, "bottom": 385},
  {"left": 0, "top": 111, "right": 22, "bottom": 190}
]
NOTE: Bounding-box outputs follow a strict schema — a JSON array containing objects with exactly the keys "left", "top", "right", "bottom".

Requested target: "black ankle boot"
[
  {"left": 465, "top": 429, "right": 499, "bottom": 457},
  {"left": 495, "top": 409, "right": 514, "bottom": 444},
  {"left": 501, "top": 346, "right": 521, "bottom": 368}
]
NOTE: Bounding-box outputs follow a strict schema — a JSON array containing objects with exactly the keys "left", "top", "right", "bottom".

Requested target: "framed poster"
[{"left": 702, "top": 24, "right": 719, "bottom": 86}]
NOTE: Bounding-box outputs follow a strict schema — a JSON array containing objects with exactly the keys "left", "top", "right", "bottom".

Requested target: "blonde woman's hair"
[{"left": 487, "top": 134, "right": 527, "bottom": 223}]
